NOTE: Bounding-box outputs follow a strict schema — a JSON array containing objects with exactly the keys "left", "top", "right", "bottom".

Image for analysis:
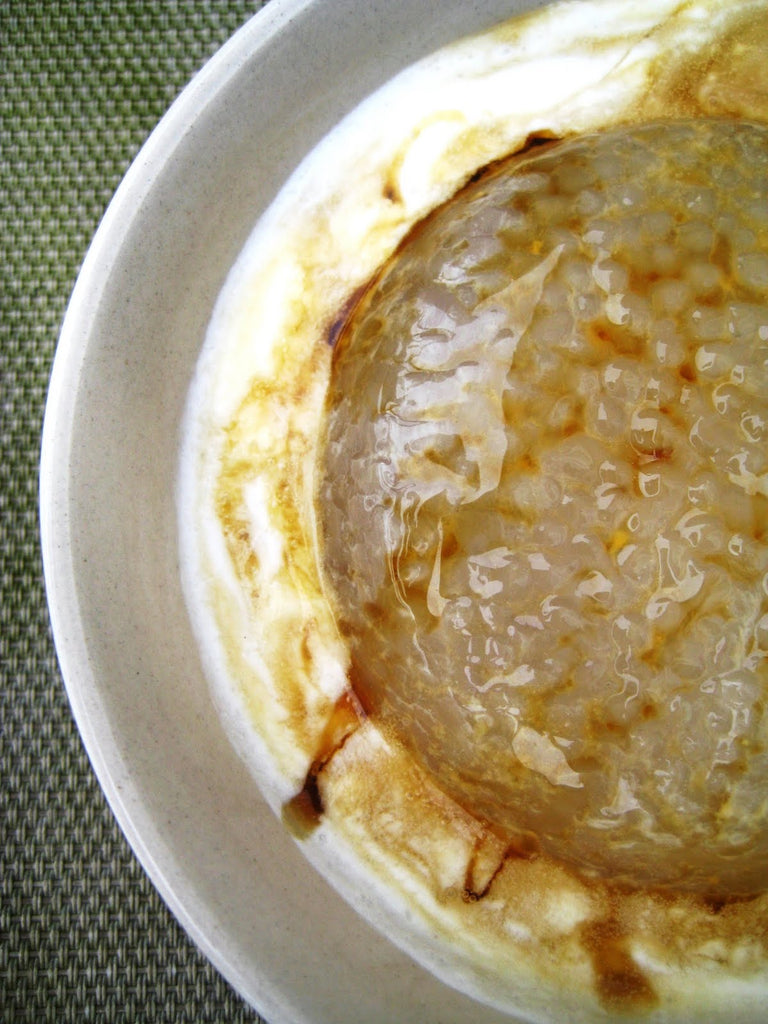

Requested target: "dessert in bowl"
[
  {"left": 180, "top": 0, "right": 768, "bottom": 1018},
  {"left": 181, "top": 0, "right": 768, "bottom": 1018},
  {"left": 41, "top": 0, "right": 768, "bottom": 1021}
]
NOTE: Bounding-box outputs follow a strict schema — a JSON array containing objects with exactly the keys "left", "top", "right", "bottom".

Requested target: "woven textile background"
[{"left": 1, "top": 3, "right": 270, "bottom": 1020}]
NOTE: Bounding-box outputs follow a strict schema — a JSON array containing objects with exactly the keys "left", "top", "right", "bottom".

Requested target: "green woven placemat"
[{"left": 1, "top": 3, "right": 269, "bottom": 1020}]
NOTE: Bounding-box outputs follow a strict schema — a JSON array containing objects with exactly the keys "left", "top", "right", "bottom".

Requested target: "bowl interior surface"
[{"left": 39, "top": 1, "right": 547, "bottom": 1021}]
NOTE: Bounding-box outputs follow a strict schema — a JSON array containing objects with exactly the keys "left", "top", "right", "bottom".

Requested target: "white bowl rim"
[{"left": 39, "top": 3, "right": 335, "bottom": 1019}]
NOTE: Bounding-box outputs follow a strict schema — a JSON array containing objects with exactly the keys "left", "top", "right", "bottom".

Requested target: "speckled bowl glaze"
[{"left": 39, "top": 2, "right": 541, "bottom": 1022}]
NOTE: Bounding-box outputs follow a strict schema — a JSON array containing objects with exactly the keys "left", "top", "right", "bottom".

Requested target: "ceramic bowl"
[{"left": 39, "top": 2, "right": 539, "bottom": 1021}]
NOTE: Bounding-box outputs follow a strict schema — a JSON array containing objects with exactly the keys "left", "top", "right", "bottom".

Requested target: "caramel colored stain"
[
  {"left": 512, "top": 451, "right": 539, "bottom": 474},
  {"left": 326, "top": 283, "right": 369, "bottom": 348},
  {"left": 646, "top": 5, "right": 768, "bottom": 123},
  {"left": 581, "top": 918, "right": 658, "bottom": 1012},
  {"left": 462, "top": 828, "right": 530, "bottom": 902},
  {"left": 606, "top": 528, "right": 630, "bottom": 556},
  {"left": 587, "top": 317, "right": 645, "bottom": 359},
  {"left": 282, "top": 688, "right": 366, "bottom": 838}
]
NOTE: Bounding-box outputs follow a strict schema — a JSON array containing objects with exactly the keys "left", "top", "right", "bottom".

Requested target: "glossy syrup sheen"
[{"left": 320, "top": 119, "right": 768, "bottom": 898}]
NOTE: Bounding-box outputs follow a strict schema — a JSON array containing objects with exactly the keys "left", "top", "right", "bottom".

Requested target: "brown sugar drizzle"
[
  {"left": 463, "top": 828, "right": 540, "bottom": 902},
  {"left": 282, "top": 688, "right": 366, "bottom": 838},
  {"left": 325, "top": 284, "right": 368, "bottom": 348},
  {"left": 581, "top": 917, "right": 659, "bottom": 1013}
]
